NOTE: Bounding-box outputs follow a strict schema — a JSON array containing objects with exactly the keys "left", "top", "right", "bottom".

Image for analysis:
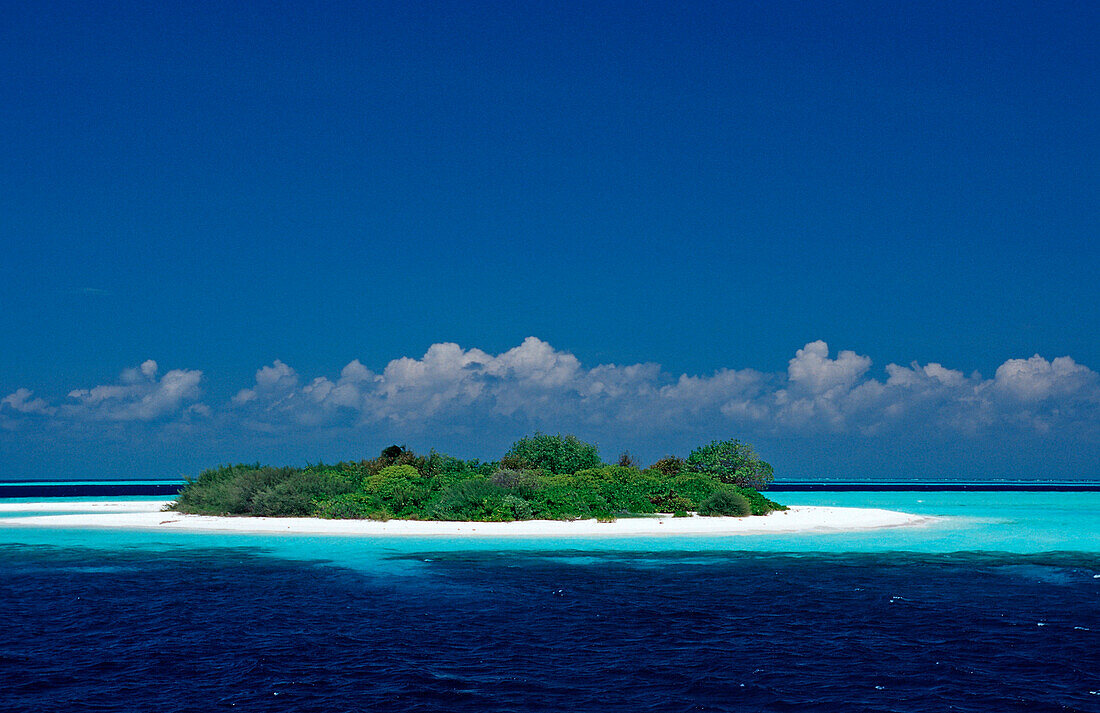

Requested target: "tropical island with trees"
[{"left": 171, "top": 434, "right": 786, "bottom": 522}]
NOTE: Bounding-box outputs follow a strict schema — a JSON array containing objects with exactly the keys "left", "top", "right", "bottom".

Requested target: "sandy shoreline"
[{"left": 0, "top": 500, "right": 936, "bottom": 537}]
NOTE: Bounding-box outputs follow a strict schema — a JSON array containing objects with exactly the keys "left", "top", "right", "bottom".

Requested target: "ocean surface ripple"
[{"left": 1, "top": 545, "right": 1098, "bottom": 712}]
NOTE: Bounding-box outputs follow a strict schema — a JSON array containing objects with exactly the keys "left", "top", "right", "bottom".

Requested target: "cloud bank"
[
  {"left": 3, "top": 339, "right": 1098, "bottom": 442},
  {"left": 2, "top": 360, "right": 206, "bottom": 428}
]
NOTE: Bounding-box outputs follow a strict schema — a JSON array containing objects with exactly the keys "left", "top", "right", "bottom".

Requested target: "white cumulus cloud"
[
  {"left": 1, "top": 388, "right": 56, "bottom": 416},
  {"left": 786, "top": 340, "right": 872, "bottom": 396},
  {"left": 61, "top": 360, "right": 205, "bottom": 421},
  {"left": 229, "top": 338, "right": 1099, "bottom": 438},
  {"left": 4, "top": 340, "right": 1098, "bottom": 441},
  {"left": 993, "top": 355, "right": 1097, "bottom": 402}
]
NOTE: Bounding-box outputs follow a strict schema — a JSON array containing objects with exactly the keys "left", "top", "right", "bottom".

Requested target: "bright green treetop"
[
  {"left": 686, "top": 439, "right": 774, "bottom": 490},
  {"left": 501, "top": 433, "right": 602, "bottom": 474}
]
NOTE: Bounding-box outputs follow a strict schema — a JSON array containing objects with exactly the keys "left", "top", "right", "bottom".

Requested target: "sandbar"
[{"left": 0, "top": 500, "right": 935, "bottom": 537}]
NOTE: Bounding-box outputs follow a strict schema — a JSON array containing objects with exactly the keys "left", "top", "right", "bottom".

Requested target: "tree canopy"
[
  {"left": 685, "top": 439, "right": 775, "bottom": 490},
  {"left": 172, "top": 435, "right": 783, "bottom": 522}
]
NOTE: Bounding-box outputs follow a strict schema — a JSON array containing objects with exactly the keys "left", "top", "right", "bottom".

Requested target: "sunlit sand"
[{"left": 0, "top": 500, "right": 934, "bottom": 537}]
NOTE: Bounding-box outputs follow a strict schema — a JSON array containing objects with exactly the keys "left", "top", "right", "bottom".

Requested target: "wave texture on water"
[{"left": 1, "top": 545, "right": 1098, "bottom": 712}]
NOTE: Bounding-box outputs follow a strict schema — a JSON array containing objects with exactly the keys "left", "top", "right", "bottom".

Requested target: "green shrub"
[
  {"left": 649, "top": 491, "right": 696, "bottom": 514},
  {"left": 599, "top": 465, "right": 650, "bottom": 482},
  {"left": 649, "top": 455, "right": 685, "bottom": 477},
  {"left": 421, "top": 450, "right": 469, "bottom": 477},
  {"left": 499, "top": 494, "right": 533, "bottom": 520},
  {"left": 732, "top": 486, "right": 787, "bottom": 515},
  {"left": 525, "top": 480, "right": 599, "bottom": 520},
  {"left": 501, "top": 433, "right": 601, "bottom": 474},
  {"left": 569, "top": 466, "right": 657, "bottom": 514},
  {"left": 664, "top": 473, "right": 723, "bottom": 505},
  {"left": 390, "top": 483, "right": 434, "bottom": 517},
  {"left": 427, "top": 479, "right": 509, "bottom": 521},
  {"left": 697, "top": 488, "right": 752, "bottom": 517},
  {"left": 250, "top": 469, "right": 356, "bottom": 517},
  {"left": 465, "top": 459, "right": 499, "bottom": 477},
  {"left": 686, "top": 439, "right": 774, "bottom": 490},
  {"left": 489, "top": 468, "right": 542, "bottom": 496},
  {"left": 364, "top": 464, "right": 421, "bottom": 496},
  {"left": 315, "top": 493, "right": 390, "bottom": 520},
  {"left": 428, "top": 468, "right": 479, "bottom": 493},
  {"left": 360, "top": 446, "right": 430, "bottom": 478},
  {"left": 251, "top": 484, "right": 315, "bottom": 517},
  {"left": 173, "top": 464, "right": 281, "bottom": 515},
  {"left": 174, "top": 465, "right": 354, "bottom": 517}
]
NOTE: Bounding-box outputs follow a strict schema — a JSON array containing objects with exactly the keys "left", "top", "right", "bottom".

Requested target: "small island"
[
  {"left": 0, "top": 434, "right": 934, "bottom": 535},
  {"left": 171, "top": 434, "right": 786, "bottom": 522}
]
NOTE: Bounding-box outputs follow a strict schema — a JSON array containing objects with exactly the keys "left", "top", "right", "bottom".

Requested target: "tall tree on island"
[{"left": 686, "top": 439, "right": 775, "bottom": 491}]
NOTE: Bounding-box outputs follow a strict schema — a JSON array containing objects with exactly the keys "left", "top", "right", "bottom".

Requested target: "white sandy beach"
[{"left": 0, "top": 500, "right": 935, "bottom": 537}]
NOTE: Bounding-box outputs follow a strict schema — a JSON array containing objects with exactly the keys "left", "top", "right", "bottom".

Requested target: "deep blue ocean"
[{"left": 2, "top": 491, "right": 1099, "bottom": 712}]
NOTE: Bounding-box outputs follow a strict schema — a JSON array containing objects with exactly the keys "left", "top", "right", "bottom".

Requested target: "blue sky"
[{"left": 1, "top": 1, "right": 1097, "bottom": 480}]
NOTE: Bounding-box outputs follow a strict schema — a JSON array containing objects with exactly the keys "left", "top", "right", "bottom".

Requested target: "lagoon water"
[{"left": 2, "top": 491, "right": 1098, "bottom": 711}]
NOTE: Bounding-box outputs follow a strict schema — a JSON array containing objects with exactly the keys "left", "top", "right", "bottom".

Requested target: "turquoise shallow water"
[
  {"left": 778, "top": 490, "right": 1100, "bottom": 554},
  {"left": 3, "top": 491, "right": 1098, "bottom": 711},
  {"left": 0, "top": 491, "right": 1096, "bottom": 573}
]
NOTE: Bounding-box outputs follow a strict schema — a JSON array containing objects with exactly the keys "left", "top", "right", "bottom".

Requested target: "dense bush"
[
  {"left": 428, "top": 479, "right": 509, "bottom": 521},
  {"left": 500, "top": 494, "right": 533, "bottom": 520},
  {"left": 665, "top": 473, "right": 723, "bottom": 504},
  {"left": 733, "top": 486, "right": 786, "bottom": 516},
  {"left": 172, "top": 465, "right": 354, "bottom": 516},
  {"left": 173, "top": 436, "right": 784, "bottom": 522},
  {"left": 649, "top": 455, "right": 685, "bottom": 477},
  {"left": 315, "top": 493, "right": 390, "bottom": 520},
  {"left": 172, "top": 464, "right": 265, "bottom": 514},
  {"left": 354, "top": 445, "right": 429, "bottom": 480},
  {"left": 501, "top": 433, "right": 601, "bottom": 474},
  {"left": 686, "top": 439, "right": 774, "bottom": 490},
  {"left": 489, "top": 468, "right": 542, "bottom": 496},
  {"left": 570, "top": 467, "right": 658, "bottom": 516},
  {"left": 697, "top": 488, "right": 752, "bottom": 517},
  {"left": 429, "top": 467, "right": 480, "bottom": 493},
  {"left": 524, "top": 480, "right": 597, "bottom": 520},
  {"left": 364, "top": 464, "right": 421, "bottom": 496},
  {"left": 649, "top": 490, "right": 696, "bottom": 514}
]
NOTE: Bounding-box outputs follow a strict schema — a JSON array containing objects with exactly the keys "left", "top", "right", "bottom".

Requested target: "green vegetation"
[
  {"left": 686, "top": 439, "right": 775, "bottom": 490},
  {"left": 500, "top": 432, "right": 602, "bottom": 474},
  {"left": 171, "top": 434, "right": 786, "bottom": 522},
  {"left": 697, "top": 488, "right": 752, "bottom": 517}
]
